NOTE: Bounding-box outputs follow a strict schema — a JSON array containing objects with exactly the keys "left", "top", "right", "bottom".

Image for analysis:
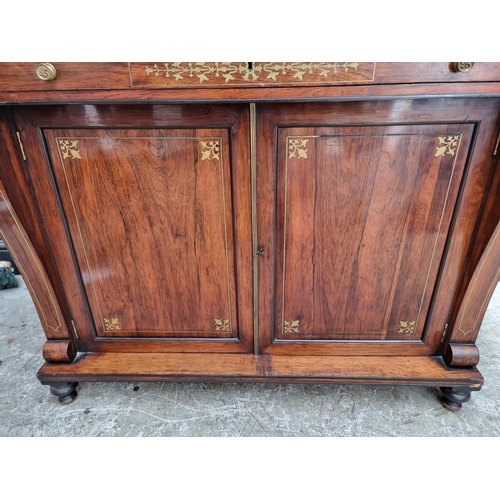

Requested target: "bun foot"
[
  {"left": 49, "top": 382, "right": 78, "bottom": 404},
  {"left": 439, "top": 387, "right": 471, "bottom": 411}
]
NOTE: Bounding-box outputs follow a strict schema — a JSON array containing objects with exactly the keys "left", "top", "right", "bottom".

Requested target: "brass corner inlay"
[
  {"left": 284, "top": 320, "right": 300, "bottom": 333},
  {"left": 58, "top": 139, "right": 81, "bottom": 160},
  {"left": 288, "top": 138, "right": 309, "bottom": 159},
  {"left": 398, "top": 320, "right": 416, "bottom": 335},
  {"left": 104, "top": 317, "right": 121, "bottom": 331},
  {"left": 214, "top": 318, "right": 230, "bottom": 331},
  {"left": 200, "top": 140, "right": 220, "bottom": 161},
  {"left": 435, "top": 136, "right": 459, "bottom": 157}
]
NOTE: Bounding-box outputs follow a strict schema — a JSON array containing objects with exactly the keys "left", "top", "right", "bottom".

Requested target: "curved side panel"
[
  {"left": 450, "top": 217, "right": 500, "bottom": 345},
  {"left": 0, "top": 179, "right": 71, "bottom": 341}
]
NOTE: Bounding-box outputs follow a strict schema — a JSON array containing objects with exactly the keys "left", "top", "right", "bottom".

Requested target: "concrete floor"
[{"left": 1, "top": 277, "right": 499, "bottom": 436}]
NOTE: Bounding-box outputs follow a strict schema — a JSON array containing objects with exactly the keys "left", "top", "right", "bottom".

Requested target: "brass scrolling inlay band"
[
  {"left": 288, "top": 138, "right": 309, "bottom": 159},
  {"left": 200, "top": 140, "right": 220, "bottom": 161},
  {"left": 214, "top": 319, "right": 230, "bottom": 331},
  {"left": 284, "top": 320, "right": 300, "bottom": 333},
  {"left": 435, "top": 136, "right": 459, "bottom": 157},
  {"left": 130, "top": 62, "right": 376, "bottom": 87},
  {"left": 398, "top": 321, "right": 416, "bottom": 335},
  {"left": 58, "top": 139, "right": 81, "bottom": 160},
  {"left": 104, "top": 317, "right": 121, "bottom": 331}
]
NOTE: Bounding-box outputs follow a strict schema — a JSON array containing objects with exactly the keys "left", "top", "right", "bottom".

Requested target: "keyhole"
[{"left": 247, "top": 62, "right": 253, "bottom": 71}]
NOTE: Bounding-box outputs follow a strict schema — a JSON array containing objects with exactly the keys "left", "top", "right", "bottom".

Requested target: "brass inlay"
[
  {"left": 200, "top": 140, "right": 220, "bottom": 161},
  {"left": 250, "top": 103, "right": 259, "bottom": 355},
  {"left": 71, "top": 320, "right": 79, "bottom": 340},
  {"left": 58, "top": 139, "right": 81, "bottom": 160},
  {"left": 131, "top": 62, "right": 376, "bottom": 87},
  {"left": 0, "top": 188, "right": 62, "bottom": 332},
  {"left": 16, "top": 132, "right": 26, "bottom": 161},
  {"left": 262, "top": 62, "right": 361, "bottom": 81},
  {"left": 104, "top": 317, "right": 121, "bottom": 331},
  {"left": 435, "top": 136, "right": 459, "bottom": 157},
  {"left": 214, "top": 319, "right": 230, "bottom": 331},
  {"left": 284, "top": 320, "right": 300, "bottom": 334},
  {"left": 288, "top": 138, "right": 309, "bottom": 159},
  {"left": 398, "top": 321, "right": 416, "bottom": 335},
  {"left": 55, "top": 135, "right": 233, "bottom": 335},
  {"left": 493, "top": 132, "right": 500, "bottom": 156},
  {"left": 458, "top": 223, "right": 500, "bottom": 337},
  {"left": 281, "top": 132, "right": 463, "bottom": 338}
]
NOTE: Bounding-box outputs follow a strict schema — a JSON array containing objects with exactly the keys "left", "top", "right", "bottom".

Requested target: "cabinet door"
[
  {"left": 257, "top": 99, "right": 498, "bottom": 355},
  {"left": 14, "top": 105, "right": 253, "bottom": 353}
]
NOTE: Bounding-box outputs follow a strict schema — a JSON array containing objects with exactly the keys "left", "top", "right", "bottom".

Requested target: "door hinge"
[
  {"left": 70, "top": 320, "right": 80, "bottom": 341},
  {"left": 15, "top": 131, "right": 26, "bottom": 161},
  {"left": 494, "top": 132, "right": 500, "bottom": 156},
  {"left": 440, "top": 323, "right": 449, "bottom": 343}
]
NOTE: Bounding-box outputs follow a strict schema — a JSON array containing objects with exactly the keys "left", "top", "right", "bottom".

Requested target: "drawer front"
[
  {"left": 0, "top": 63, "right": 130, "bottom": 91},
  {"left": 1, "top": 63, "right": 499, "bottom": 92},
  {"left": 128, "top": 62, "right": 500, "bottom": 88}
]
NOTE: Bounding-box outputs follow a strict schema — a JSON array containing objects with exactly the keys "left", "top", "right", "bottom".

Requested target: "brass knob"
[
  {"left": 453, "top": 62, "right": 474, "bottom": 73},
  {"left": 36, "top": 63, "right": 57, "bottom": 81}
]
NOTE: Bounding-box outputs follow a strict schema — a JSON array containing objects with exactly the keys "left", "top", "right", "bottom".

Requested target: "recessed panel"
[
  {"left": 44, "top": 128, "right": 238, "bottom": 339},
  {"left": 275, "top": 124, "right": 473, "bottom": 341}
]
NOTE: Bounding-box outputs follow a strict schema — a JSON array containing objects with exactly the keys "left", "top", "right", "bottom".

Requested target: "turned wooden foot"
[
  {"left": 439, "top": 387, "right": 472, "bottom": 411},
  {"left": 49, "top": 382, "right": 78, "bottom": 404}
]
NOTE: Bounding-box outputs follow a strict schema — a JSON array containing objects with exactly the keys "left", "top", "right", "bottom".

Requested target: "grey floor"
[{"left": 1, "top": 277, "right": 499, "bottom": 437}]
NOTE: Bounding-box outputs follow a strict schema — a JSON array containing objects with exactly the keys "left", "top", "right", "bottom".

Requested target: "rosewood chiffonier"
[{"left": 1, "top": 62, "right": 499, "bottom": 410}]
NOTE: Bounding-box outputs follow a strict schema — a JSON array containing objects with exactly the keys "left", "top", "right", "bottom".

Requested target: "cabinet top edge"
[{"left": 0, "top": 63, "right": 500, "bottom": 101}]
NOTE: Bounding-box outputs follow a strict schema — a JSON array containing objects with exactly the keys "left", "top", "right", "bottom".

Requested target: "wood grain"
[
  {"left": 257, "top": 99, "right": 496, "bottom": 355},
  {"left": 0, "top": 179, "right": 72, "bottom": 341},
  {"left": 37, "top": 352, "right": 483, "bottom": 387},
  {"left": 12, "top": 104, "right": 253, "bottom": 353}
]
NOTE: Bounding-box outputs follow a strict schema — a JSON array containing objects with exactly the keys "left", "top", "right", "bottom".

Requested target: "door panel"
[
  {"left": 276, "top": 125, "right": 472, "bottom": 341},
  {"left": 255, "top": 100, "right": 487, "bottom": 355},
  {"left": 44, "top": 128, "right": 237, "bottom": 338},
  {"left": 14, "top": 104, "right": 253, "bottom": 353}
]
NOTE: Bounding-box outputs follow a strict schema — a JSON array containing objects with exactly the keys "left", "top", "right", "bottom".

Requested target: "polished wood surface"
[
  {"left": 3, "top": 81, "right": 500, "bottom": 105},
  {"left": 42, "top": 340, "right": 76, "bottom": 363},
  {"left": 12, "top": 104, "right": 253, "bottom": 353},
  {"left": 1, "top": 63, "right": 499, "bottom": 407},
  {"left": 0, "top": 181, "right": 71, "bottom": 346},
  {"left": 257, "top": 99, "right": 500, "bottom": 355},
  {"left": 2, "top": 63, "right": 499, "bottom": 93},
  {"left": 37, "top": 352, "right": 483, "bottom": 387},
  {"left": 449, "top": 215, "right": 500, "bottom": 345},
  {"left": 44, "top": 127, "right": 238, "bottom": 339},
  {"left": 0, "top": 179, "right": 72, "bottom": 341},
  {"left": 275, "top": 123, "right": 471, "bottom": 342}
]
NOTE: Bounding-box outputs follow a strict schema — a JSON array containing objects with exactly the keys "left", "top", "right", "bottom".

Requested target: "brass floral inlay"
[
  {"left": 398, "top": 321, "right": 415, "bottom": 335},
  {"left": 58, "top": 139, "right": 82, "bottom": 160},
  {"left": 104, "top": 317, "right": 121, "bottom": 331},
  {"left": 288, "top": 139, "right": 309, "bottom": 159},
  {"left": 435, "top": 136, "right": 459, "bottom": 157},
  {"left": 284, "top": 320, "right": 300, "bottom": 333},
  {"left": 200, "top": 140, "right": 220, "bottom": 161},
  {"left": 141, "top": 62, "right": 368, "bottom": 85},
  {"left": 261, "top": 62, "right": 360, "bottom": 81},
  {"left": 214, "top": 318, "right": 230, "bottom": 331}
]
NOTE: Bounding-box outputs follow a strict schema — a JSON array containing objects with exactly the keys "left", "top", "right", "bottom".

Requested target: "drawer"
[
  {"left": 127, "top": 62, "right": 500, "bottom": 88},
  {"left": 1, "top": 63, "right": 499, "bottom": 92},
  {"left": 0, "top": 63, "right": 130, "bottom": 91}
]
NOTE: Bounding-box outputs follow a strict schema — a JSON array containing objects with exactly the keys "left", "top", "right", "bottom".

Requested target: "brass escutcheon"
[{"left": 36, "top": 63, "right": 57, "bottom": 81}]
